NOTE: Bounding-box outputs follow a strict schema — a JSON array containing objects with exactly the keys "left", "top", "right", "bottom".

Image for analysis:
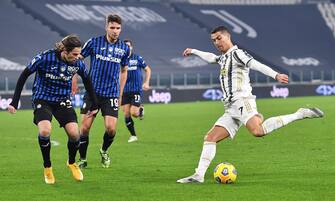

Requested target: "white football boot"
[
  {"left": 128, "top": 136, "right": 138, "bottom": 143},
  {"left": 297, "top": 107, "right": 324, "bottom": 119},
  {"left": 177, "top": 173, "right": 204, "bottom": 183}
]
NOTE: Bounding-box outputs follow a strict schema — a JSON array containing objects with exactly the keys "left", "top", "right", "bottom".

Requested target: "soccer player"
[
  {"left": 7, "top": 35, "right": 99, "bottom": 184},
  {"left": 77, "top": 14, "right": 130, "bottom": 169},
  {"left": 121, "top": 39, "right": 151, "bottom": 143},
  {"left": 176, "top": 26, "right": 324, "bottom": 183}
]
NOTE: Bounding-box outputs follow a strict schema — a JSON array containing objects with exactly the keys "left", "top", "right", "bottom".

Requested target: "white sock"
[
  {"left": 262, "top": 112, "right": 303, "bottom": 134},
  {"left": 195, "top": 141, "right": 216, "bottom": 178}
]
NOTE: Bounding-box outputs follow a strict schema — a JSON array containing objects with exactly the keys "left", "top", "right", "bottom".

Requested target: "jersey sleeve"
[
  {"left": 81, "top": 38, "right": 94, "bottom": 58},
  {"left": 191, "top": 49, "right": 218, "bottom": 64},
  {"left": 138, "top": 56, "right": 147, "bottom": 69},
  {"left": 233, "top": 49, "right": 253, "bottom": 67},
  {"left": 121, "top": 45, "right": 130, "bottom": 68},
  {"left": 27, "top": 54, "right": 44, "bottom": 72}
]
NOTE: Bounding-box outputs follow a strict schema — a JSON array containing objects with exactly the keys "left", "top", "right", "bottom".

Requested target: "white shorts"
[{"left": 215, "top": 97, "right": 260, "bottom": 139}]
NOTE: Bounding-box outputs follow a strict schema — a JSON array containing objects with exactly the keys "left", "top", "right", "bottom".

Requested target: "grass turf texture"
[{"left": 0, "top": 96, "right": 334, "bottom": 201}]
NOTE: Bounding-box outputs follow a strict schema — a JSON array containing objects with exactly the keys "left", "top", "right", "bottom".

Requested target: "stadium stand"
[
  {"left": 171, "top": 2, "right": 335, "bottom": 83},
  {"left": 0, "top": 0, "right": 60, "bottom": 91},
  {"left": 0, "top": 0, "right": 334, "bottom": 91},
  {"left": 12, "top": 0, "right": 218, "bottom": 72}
]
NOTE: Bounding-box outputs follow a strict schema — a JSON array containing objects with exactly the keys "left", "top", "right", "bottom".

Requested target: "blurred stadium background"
[{"left": 0, "top": 0, "right": 335, "bottom": 109}]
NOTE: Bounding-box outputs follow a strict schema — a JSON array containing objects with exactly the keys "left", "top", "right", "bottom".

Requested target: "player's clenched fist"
[{"left": 183, "top": 48, "right": 193, "bottom": 57}]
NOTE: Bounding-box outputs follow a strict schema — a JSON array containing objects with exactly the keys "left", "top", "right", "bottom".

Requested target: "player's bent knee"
[
  {"left": 131, "top": 112, "right": 139, "bottom": 118},
  {"left": 105, "top": 127, "right": 116, "bottom": 136},
  {"left": 81, "top": 124, "right": 91, "bottom": 134},
  {"left": 249, "top": 128, "right": 264, "bottom": 137},
  {"left": 39, "top": 129, "right": 51, "bottom": 136},
  {"left": 204, "top": 134, "right": 217, "bottom": 142},
  {"left": 67, "top": 128, "right": 79, "bottom": 137}
]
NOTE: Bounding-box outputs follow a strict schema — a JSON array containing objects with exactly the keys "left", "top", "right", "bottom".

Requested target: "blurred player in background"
[
  {"left": 7, "top": 35, "right": 98, "bottom": 184},
  {"left": 76, "top": 14, "right": 130, "bottom": 169},
  {"left": 177, "top": 26, "right": 324, "bottom": 183},
  {"left": 121, "top": 39, "right": 151, "bottom": 143}
]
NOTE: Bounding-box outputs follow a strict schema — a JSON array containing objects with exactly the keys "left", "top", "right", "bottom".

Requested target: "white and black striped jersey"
[
  {"left": 191, "top": 46, "right": 278, "bottom": 103},
  {"left": 216, "top": 45, "right": 254, "bottom": 102}
]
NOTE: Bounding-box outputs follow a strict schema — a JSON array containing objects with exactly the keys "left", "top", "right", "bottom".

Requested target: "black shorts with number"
[
  {"left": 121, "top": 92, "right": 141, "bottom": 107},
  {"left": 33, "top": 99, "right": 77, "bottom": 127},
  {"left": 80, "top": 94, "right": 119, "bottom": 118}
]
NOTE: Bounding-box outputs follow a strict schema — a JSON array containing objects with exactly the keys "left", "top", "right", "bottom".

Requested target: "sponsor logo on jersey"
[
  {"left": 220, "top": 68, "right": 227, "bottom": 76},
  {"left": 128, "top": 66, "right": 138, "bottom": 71},
  {"left": 45, "top": 73, "right": 72, "bottom": 81},
  {"left": 96, "top": 54, "right": 121, "bottom": 63},
  {"left": 129, "top": 60, "right": 138, "bottom": 66},
  {"left": 67, "top": 66, "right": 79, "bottom": 74},
  {"left": 114, "top": 47, "right": 126, "bottom": 56},
  {"left": 31, "top": 55, "right": 42, "bottom": 65},
  {"left": 60, "top": 66, "right": 66, "bottom": 72}
]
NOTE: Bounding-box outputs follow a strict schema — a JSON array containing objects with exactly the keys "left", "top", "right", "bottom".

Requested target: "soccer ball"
[{"left": 213, "top": 162, "right": 237, "bottom": 184}]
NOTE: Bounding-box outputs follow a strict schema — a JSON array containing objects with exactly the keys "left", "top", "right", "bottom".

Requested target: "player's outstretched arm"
[
  {"left": 248, "top": 59, "right": 288, "bottom": 83},
  {"left": 182, "top": 48, "right": 218, "bottom": 63},
  {"left": 8, "top": 68, "right": 33, "bottom": 114}
]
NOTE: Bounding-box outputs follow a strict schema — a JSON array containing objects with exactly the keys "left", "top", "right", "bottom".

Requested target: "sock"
[
  {"left": 262, "top": 112, "right": 302, "bottom": 134},
  {"left": 79, "top": 134, "right": 89, "bottom": 160},
  {"left": 102, "top": 131, "right": 115, "bottom": 152},
  {"left": 68, "top": 138, "right": 80, "bottom": 164},
  {"left": 125, "top": 117, "right": 136, "bottom": 136},
  {"left": 195, "top": 141, "right": 216, "bottom": 178},
  {"left": 38, "top": 134, "right": 51, "bottom": 168}
]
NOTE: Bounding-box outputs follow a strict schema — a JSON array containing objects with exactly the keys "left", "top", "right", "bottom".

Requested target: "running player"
[
  {"left": 77, "top": 14, "right": 130, "bottom": 169},
  {"left": 121, "top": 39, "right": 151, "bottom": 143}
]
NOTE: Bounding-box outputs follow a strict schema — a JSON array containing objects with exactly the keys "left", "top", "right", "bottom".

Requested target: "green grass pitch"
[{"left": 0, "top": 96, "right": 334, "bottom": 201}]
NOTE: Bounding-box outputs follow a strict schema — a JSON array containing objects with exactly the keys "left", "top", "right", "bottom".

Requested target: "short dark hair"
[
  {"left": 124, "top": 39, "right": 133, "bottom": 46},
  {"left": 55, "top": 34, "right": 81, "bottom": 52},
  {"left": 211, "top": 26, "right": 230, "bottom": 35},
  {"left": 106, "top": 14, "right": 122, "bottom": 25}
]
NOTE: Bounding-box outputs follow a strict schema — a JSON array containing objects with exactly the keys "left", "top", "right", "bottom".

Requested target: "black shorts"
[
  {"left": 80, "top": 94, "right": 119, "bottom": 118},
  {"left": 121, "top": 92, "right": 141, "bottom": 107},
  {"left": 33, "top": 99, "right": 77, "bottom": 127}
]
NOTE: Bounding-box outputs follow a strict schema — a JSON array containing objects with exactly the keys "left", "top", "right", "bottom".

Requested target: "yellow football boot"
[
  {"left": 44, "top": 167, "right": 55, "bottom": 184},
  {"left": 67, "top": 162, "right": 83, "bottom": 181}
]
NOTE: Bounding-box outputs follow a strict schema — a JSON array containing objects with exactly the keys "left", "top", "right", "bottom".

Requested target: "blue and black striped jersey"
[
  {"left": 81, "top": 36, "right": 130, "bottom": 97},
  {"left": 27, "top": 49, "right": 89, "bottom": 102},
  {"left": 123, "top": 53, "right": 147, "bottom": 93}
]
